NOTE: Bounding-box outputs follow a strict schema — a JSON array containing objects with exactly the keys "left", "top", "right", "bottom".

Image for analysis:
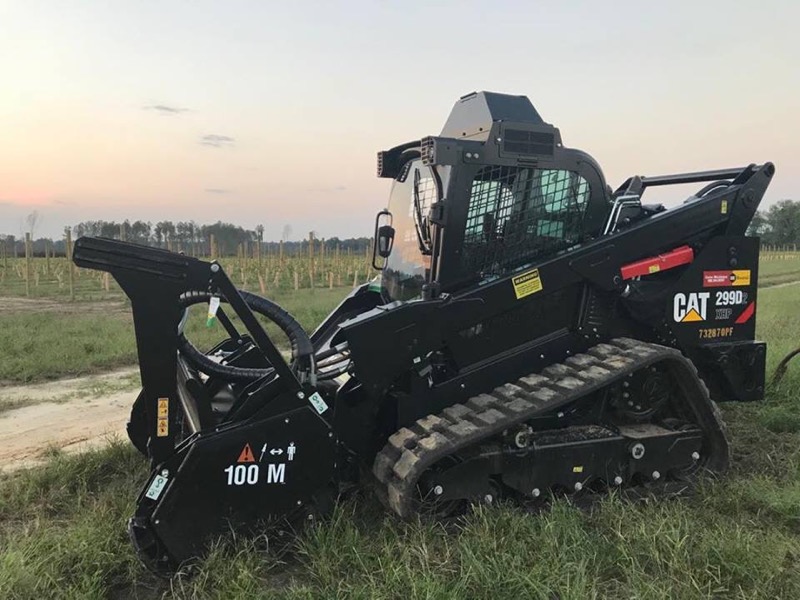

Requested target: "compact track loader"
[{"left": 73, "top": 91, "right": 774, "bottom": 574}]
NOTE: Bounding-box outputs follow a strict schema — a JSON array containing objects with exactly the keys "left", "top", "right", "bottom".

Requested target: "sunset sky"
[{"left": 1, "top": 0, "right": 797, "bottom": 240}]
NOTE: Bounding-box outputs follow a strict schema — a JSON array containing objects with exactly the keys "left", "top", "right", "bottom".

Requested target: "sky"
[{"left": 1, "top": 0, "right": 798, "bottom": 241}]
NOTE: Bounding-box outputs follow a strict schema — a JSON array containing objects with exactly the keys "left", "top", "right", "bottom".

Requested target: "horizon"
[{"left": 1, "top": 1, "right": 798, "bottom": 240}]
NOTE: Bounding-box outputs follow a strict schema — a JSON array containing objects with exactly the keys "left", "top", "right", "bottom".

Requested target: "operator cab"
[{"left": 376, "top": 91, "right": 611, "bottom": 303}]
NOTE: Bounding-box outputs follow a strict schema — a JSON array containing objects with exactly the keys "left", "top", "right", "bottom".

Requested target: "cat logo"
[{"left": 673, "top": 292, "right": 710, "bottom": 322}]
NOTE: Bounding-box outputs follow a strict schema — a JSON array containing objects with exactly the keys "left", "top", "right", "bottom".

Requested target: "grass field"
[
  {"left": 0, "top": 288, "right": 350, "bottom": 384},
  {"left": 759, "top": 253, "right": 800, "bottom": 287},
  {"left": 0, "top": 266, "right": 799, "bottom": 598}
]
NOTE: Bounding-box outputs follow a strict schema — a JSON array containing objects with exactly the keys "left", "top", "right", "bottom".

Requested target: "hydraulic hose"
[{"left": 176, "top": 289, "right": 313, "bottom": 382}]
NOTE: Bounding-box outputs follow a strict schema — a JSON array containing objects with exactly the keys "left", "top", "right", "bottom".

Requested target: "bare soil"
[{"left": 0, "top": 368, "right": 139, "bottom": 471}]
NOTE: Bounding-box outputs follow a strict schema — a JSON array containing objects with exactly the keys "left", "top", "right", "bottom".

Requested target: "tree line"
[
  {"left": 746, "top": 200, "right": 800, "bottom": 246},
  {"left": 2, "top": 199, "right": 798, "bottom": 258},
  {"left": 0, "top": 220, "right": 371, "bottom": 258}
]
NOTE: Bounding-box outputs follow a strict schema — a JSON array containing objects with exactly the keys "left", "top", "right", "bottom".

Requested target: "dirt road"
[{"left": 0, "top": 368, "right": 139, "bottom": 472}]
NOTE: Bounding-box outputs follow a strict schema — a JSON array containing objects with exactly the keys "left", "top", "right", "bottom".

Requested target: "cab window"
[{"left": 463, "top": 166, "right": 591, "bottom": 276}]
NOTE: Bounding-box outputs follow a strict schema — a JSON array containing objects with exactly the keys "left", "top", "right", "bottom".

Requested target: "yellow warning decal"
[
  {"left": 157, "top": 397, "right": 169, "bottom": 437},
  {"left": 648, "top": 264, "right": 660, "bottom": 274},
  {"left": 731, "top": 269, "right": 750, "bottom": 286},
  {"left": 512, "top": 268, "right": 543, "bottom": 300},
  {"left": 572, "top": 466, "right": 584, "bottom": 473},
  {"left": 721, "top": 199, "right": 728, "bottom": 214}
]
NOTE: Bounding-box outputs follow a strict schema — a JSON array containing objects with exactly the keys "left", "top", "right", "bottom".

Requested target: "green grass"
[
  {"left": 0, "top": 288, "right": 350, "bottom": 384},
  {"left": 0, "top": 309, "right": 137, "bottom": 384},
  {"left": 759, "top": 255, "right": 800, "bottom": 287},
  {"left": 0, "top": 440, "right": 151, "bottom": 599}
]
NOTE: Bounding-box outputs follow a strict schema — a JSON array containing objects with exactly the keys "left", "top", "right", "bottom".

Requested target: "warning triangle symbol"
[
  {"left": 237, "top": 443, "right": 255, "bottom": 463},
  {"left": 681, "top": 309, "right": 704, "bottom": 322}
]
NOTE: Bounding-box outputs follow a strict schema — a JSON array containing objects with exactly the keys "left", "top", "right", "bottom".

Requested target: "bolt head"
[
  {"left": 691, "top": 451, "right": 700, "bottom": 461},
  {"left": 514, "top": 431, "right": 530, "bottom": 449},
  {"left": 532, "top": 488, "right": 541, "bottom": 498},
  {"left": 631, "top": 443, "right": 646, "bottom": 459},
  {"left": 296, "top": 500, "right": 302, "bottom": 506},
  {"left": 161, "top": 469, "right": 169, "bottom": 477},
  {"left": 574, "top": 482, "right": 583, "bottom": 492},
  {"left": 613, "top": 476, "right": 623, "bottom": 486},
  {"left": 433, "top": 485, "right": 443, "bottom": 496},
  {"left": 210, "top": 263, "right": 220, "bottom": 273},
  {"left": 484, "top": 494, "right": 493, "bottom": 504},
  {"left": 652, "top": 471, "right": 661, "bottom": 480},
  {"left": 297, "top": 391, "right": 305, "bottom": 399}
]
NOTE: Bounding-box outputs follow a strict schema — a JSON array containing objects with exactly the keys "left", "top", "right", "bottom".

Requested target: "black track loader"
[{"left": 72, "top": 91, "right": 774, "bottom": 574}]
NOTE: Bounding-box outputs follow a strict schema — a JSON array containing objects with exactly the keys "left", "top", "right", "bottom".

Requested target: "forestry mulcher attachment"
[{"left": 73, "top": 91, "right": 774, "bottom": 574}]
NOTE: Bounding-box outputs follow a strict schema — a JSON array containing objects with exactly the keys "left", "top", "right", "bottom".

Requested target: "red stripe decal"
[{"left": 735, "top": 301, "right": 755, "bottom": 324}]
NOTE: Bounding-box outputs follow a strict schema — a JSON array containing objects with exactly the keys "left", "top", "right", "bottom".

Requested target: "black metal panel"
[
  {"left": 440, "top": 91, "right": 546, "bottom": 140},
  {"left": 501, "top": 129, "right": 555, "bottom": 156},
  {"left": 132, "top": 403, "right": 335, "bottom": 570}
]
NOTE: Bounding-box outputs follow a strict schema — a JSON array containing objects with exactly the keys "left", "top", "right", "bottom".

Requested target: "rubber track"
[{"left": 372, "top": 338, "right": 729, "bottom": 518}]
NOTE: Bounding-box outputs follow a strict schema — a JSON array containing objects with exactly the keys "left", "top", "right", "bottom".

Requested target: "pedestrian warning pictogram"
[{"left": 237, "top": 443, "right": 255, "bottom": 463}]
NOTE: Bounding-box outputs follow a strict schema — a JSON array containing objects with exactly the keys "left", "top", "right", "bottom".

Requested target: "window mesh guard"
[{"left": 462, "top": 166, "right": 590, "bottom": 276}]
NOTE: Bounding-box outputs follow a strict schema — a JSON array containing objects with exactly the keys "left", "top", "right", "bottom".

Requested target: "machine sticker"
[
  {"left": 703, "top": 270, "right": 751, "bottom": 287},
  {"left": 715, "top": 308, "right": 733, "bottom": 320},
  {"left": 720, "top": 199, "right": 728, "bottom": 214},
  {"left": 715, "top": 290, "right": 749, "bottom": 306},
  {"left": 572, "top": 466, "right": 584, "bottom": 473},
  {"left": 266, "top": 463, "right": 286, "bottom": 484},
  {"left": 673, "top": 292, "right": 709, "bottom": 322},
  {"left": 735, "top": 302, "right": 755, "bottom": 324},
  {"left": 225, "top": 443, "right": 297, "bottom": 486},
  {"left": 224, "top": 463, "right": 260, "bottom": 485},
  {"left": 237, "top": 443, "right": 256, "bottom": 463},
  {"left": 699, "top": 327, "right": 734, "bottom": 339},
  {"left": 512, "top": 268, "right": 543, "bottom": 300},
  {"left": 145, "top": 474, "right": 168, "bottom": 501},
  {"left": 714, "top": 290, "right": 749, "bottom": 320},
  {"left": 207, "top": 296, "right": 220, "bottom": 327},
  {"left": 308, "top": 391, "right": 329, "bottom": 414},
  {"left": 156, "top": 397, "right": 169, "bottom": 437}
]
